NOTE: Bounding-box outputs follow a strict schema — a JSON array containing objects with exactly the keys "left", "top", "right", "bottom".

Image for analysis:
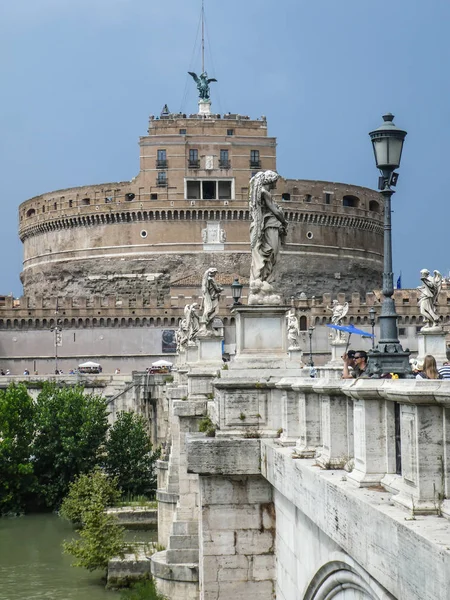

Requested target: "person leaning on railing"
[{"left": 342, "top": 350, "right": 368, "bottom": 379}]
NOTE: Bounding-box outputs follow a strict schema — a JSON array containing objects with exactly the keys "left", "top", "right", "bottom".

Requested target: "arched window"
[
  {"left": 299, "top": 316, "right": 307, "bottom": 331},
  {"left": 369, "top": 200, "right": 380, "bottom": 212},
  {"left": 343, "top": 195, "right": 360, "bottom": 208},
  {"left": 26, "top": 208, "right": 36, "bottom": 218}
]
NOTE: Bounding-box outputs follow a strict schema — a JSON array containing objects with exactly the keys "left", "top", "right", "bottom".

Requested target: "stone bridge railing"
[{"left": 210, "top": 376, "right": 450, "bottom": 517}]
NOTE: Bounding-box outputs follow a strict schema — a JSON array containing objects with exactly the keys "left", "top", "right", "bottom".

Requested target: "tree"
[
  {"left": 104, "top": 412, "right": 159, "bottom": 498},
  {"left": 60, "top": 468, "right": 121, "bottom": 527},
  {"left": 0, "top": 384, "right": 36, "bottom": 515},
  {"left": 63, "top": 497, "right": 124, "bottom": 572},
  {"left": 32, "top": 384, "right": 109, "bottom": 510}
]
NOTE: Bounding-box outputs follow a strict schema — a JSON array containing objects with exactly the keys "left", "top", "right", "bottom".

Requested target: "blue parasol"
[{"left": 326, "top": 323, "right": 374, "bottom": 353}]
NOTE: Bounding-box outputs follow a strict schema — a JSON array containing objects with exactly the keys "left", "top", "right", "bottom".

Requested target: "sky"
[{"left": 1, "top": 0, "right": 449, "bottom": 296}]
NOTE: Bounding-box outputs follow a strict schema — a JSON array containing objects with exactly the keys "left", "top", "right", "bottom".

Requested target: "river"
[{"left": 0, "top": 513, "right": 156, "bottom": 600}]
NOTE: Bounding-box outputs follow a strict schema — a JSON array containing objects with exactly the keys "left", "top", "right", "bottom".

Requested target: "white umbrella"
[
  {"left": 78, "top": 361, "right": 101, "bottom": 368},
  {"left": 151, "top": 359, "right": 173, "bottom": 367}
]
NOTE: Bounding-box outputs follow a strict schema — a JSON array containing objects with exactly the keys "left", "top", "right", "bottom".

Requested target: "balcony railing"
[
  {"left": 188, "top": 160, "right": 200, "bottom": 169},
  {"left": 250, "top": 160, "right": 261, "bottom": 169},
  {"left": 156, "top": 180, "right": 168, "bottom": 187},
  {"left": 219, "top": 160, "right": 231, "bottom": 169},
  {"left": 156, "top": 160, "right": 168, "bottom": 169}
]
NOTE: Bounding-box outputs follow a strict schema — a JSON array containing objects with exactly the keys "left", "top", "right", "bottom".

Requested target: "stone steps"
[
  {"left": 172, "top": 520, "right": 198, "bottom": 535},
  {"left": 169, "top": 534, "right": 199, "bottom": 549},
  {"left": 166, "top": 548, "right": 199, "bottom": 564}
]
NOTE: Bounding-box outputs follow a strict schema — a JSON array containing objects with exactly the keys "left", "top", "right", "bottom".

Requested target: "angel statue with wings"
[
  {"left": 418, "top": 269, "right": 443, "bottom": 330},
  {"left": 188, "top": 71, "right": 217, "bottom": 101},
  {"left": 327, "top": 299, "right": 349, "bottom": 342}
]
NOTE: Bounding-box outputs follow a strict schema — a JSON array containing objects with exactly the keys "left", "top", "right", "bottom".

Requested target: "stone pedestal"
[
  {"left": 197, "top": 336, "right": 223, "bottom": 363},
  {"left": 327, "top": 339, "right": 347, "bottom": 366},
  {"left": 417, "top": 329, "right": 447, "bottom": 365},
  {"left": 233, "top": 305, "right": 288, "bottom": 364},
  {"left": 186, "top": 344, "right": 199, "bottom": 364},
  {"left": 314, "top": 383, "right": 352, "bottom": 468},
  {"left": 293, "top": 381, "right": 321, "bottom": 457},
  {"left": 198, "top": 99, "right": 211, "bottom": 116},
  {"left": 288, "top": 347, "right": 304, "bottom": 367}
]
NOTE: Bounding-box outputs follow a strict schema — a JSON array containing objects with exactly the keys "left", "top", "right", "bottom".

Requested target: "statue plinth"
[
  {"left": 198, "top": 99, "right": 211, "bottom": 116},
  {"left": 417, "top": 328, "right": 447, "bottom": 365},
  {"left": 232, "top": 305, "right": 290, "bottom": 365},
  {"left": 326, "top": 339, "right": 348, "bottom": 366},
  {"left": 288, "top": 347, "right": 304, "bottom": 367}
]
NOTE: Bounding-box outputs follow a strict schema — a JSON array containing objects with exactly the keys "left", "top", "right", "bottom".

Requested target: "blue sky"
[{"left": 1, "top": 0, "right": 449, "bottom": 296}]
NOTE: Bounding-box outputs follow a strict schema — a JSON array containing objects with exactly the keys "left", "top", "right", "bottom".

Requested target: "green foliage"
[
  {"left": 60, "top": 468, "right": 121, "bottom": 526},
  {"left": 0, "top": 384, "right": 36, "bottom": 515},
  {"left": 198, "top": 416, "right": 216, "bottom": 437},
  {"left": 103, "top": 412, "right": 160, "bottom": 498},
  {"left": 63, "top": 499, "right": 124, "bottom": 572},
  {"left": 32, "top": 383, "right": 109, "bottom": 510},
  {"left": 120, "top": 578, "right": 167, "bottom": 600}
]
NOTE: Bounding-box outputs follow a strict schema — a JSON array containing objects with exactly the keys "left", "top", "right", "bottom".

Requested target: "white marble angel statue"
[
  {"left": 327, "top": 299, "right": 349, "bottom": 342},
  {"left": 201, "top": 268, "right": 223, "bottom": 333},
  {"left": 176, "top": 317, "right": 189, "bottom": 352},
  {"left": 418, "top": 269, "right": 442, "bottom": 330},
  {"left": 248, "top": 170, "right": 288, "bottom": 305},
  {"left": 286, "top": 309, "right": 301, "bottom": 349},
  {"left": 185, "top": 303, "right": 200, "bottom": 344}
]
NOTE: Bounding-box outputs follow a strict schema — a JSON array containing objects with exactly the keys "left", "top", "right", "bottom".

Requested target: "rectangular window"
[
  {"left": 398, "top": 328, "right": 406, "bottom": 336},
  {"left": 305, "top": 194, "right": 312, "bottom": 203},
  {"left": 151, "top": 193, "right": 158, "bottom": 200},
  {"left": 218, "top": 181, "right": 232, "bottom": 199},
  {"left": 219, "top": 149, "right": 230, "bottom": 168},
  {"left": 324, "top": 193, "right": 332, "bottom": 204},
  {"left": 202, "top": 181, "right": 216, "bottom": 200},
  {"left": 187, "top": 181, "right": 201, "bottom": 199},
  {"left": 179, "top": 128, "right": 187, "bottom": 135},
  {"left": 227, "top": 129, "right": 234, "bottom": 136},
  {"left": 157, "top": 172, "right": 167, "bottom": 186},
  {"left": 157, "top": 149, "right": 167, "bottom": 168},
  {"left": 250, "top": 150, "right": 260, "bottom": 168},
  {"left": 189, "top": 149, "right": 199, "bottom": 168},
  {"left": 69, "top": 199, "right": 73, "bottom": 207}
]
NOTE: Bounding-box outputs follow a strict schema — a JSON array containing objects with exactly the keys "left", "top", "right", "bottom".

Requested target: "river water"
[{"left": 0, "top": 514, "right": 156, "bottom": 600}]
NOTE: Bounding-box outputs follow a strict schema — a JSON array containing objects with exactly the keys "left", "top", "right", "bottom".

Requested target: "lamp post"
[
  {"left": 50, "top": 319, "right": 63, "bottom": 374},
  {"left": 369, "top": 306, "right": 376, "bottom": 349},
  {"left": 308, "top": 325, "right": 315, "bottom": 371},
  {"left": 231, "top": 277, "right": 243, "bottom": 306},
  {"left": 367, "top": 113, "right": 411, "bottom": 377}
]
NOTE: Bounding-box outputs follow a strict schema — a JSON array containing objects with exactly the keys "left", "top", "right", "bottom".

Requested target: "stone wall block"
[
  {"left": 235, "top": 530, "right": 274, "bottom": 555},
  {"left": 251, "top": 554, "right": 276, "bottom": 581},
  {"left": 202, "top": 530, "right": 236, "bottom": 556},
  {"left": 203, "top": 505, "right": 261, "bottom": 531}
]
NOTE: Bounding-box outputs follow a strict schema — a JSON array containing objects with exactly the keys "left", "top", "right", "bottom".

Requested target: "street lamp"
[
  {"left": 367, "top": 113, "right": 411, "bottom": 377},
  {"left": 231, "top": 277, "right": 243, "bottom": 306},
  {"left": 308, "top": 326, "right": 315, "bottom": 376},
  {"left": 369, "top": 306, "right": 376, "bottom": 349},
  {"left": 50, "top": 319, "right": 63, "bottom": 374}
]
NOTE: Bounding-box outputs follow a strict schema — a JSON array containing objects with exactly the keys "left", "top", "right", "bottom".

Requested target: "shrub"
[
  {"left": 63, "top": 499, "right": 124, "bottom": 572},
  {"left": 60, "top": 468, "right": 121, "bottom": 526},
  {"left": 120, "top": 578, "right": 167, "bottom": 600}
]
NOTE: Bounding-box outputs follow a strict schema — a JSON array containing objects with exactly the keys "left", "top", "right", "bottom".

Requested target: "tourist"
[
  {"left": 23, "top": 369, "right": 29, "bottom": 375},
  {"left": 416, "top": 354, "right": 441, "bottom": 379},
  {"left": 115, "top": 368, "right": 120, "bottom": 374},
  {"left": 342, "top": 350, "right": 367, "bottom": 379},
  {"left": 438, "top": 349, "right": 450, "bottom": 379},
  {"left": 341, "top": 350, "right": 355, "bottom": 379},
  {"left": 6, "top": 369, "right": 10, "bottom": 375}
]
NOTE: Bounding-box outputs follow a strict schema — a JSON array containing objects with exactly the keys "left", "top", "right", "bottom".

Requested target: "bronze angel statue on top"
[{"left": 188, "top": 71, "right": 217, "bottom": 101}]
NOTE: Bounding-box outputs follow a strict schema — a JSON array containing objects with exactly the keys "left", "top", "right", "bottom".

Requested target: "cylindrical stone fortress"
[{"left": 19, "top": 111, "right": 384, "bottom": 299}]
